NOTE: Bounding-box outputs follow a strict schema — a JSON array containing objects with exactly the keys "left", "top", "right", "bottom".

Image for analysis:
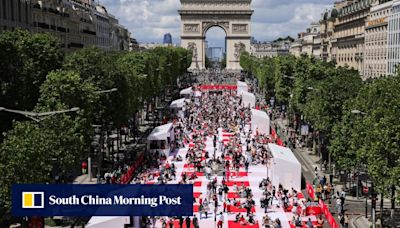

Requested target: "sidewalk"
[
  {"left": 350, "top": 215, "right": 373, "bottom": 228},
  {"left": 73, "top": 174, "right": 97, "bottom": 184}
]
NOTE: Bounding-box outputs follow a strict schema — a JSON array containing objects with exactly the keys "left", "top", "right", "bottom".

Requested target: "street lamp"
[
  {"left": 95, "top": 88, "right": 118, "bottom": 94},
  {"left": 283, "top": 75, "right": 295, "bottom": 80},
  {"left": 351, "top": 109, "right": 367, "bottom": 116},
  {"left": 351, "top": 109, "right": 373, "bottom": 224},
  {"left": 92, "top": 87, "right": 119, "bottom": 182},
  {"left": 0, "top": 107, "right": 80, "bottom": 122}
]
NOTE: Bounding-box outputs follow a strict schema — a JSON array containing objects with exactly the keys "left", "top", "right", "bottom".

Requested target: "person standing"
[
  {"left": 205, "top": 165, "right": 211, "bottom": 180},
  {"left": 343, "top": 214, "right": 349, "bottom": 228},
  {"left": 263, "top": 196, "right": 269, "bottom": 213},
  {"left": 307, "top": 218, "right": 313, "bottom": 228},
  {"left": 217, "top": 212, "right": 224, "bottom": 228},
  {"left": 185, "top": 217, "right": 191, "bottom": 228},
  {"left": 192, "top": 216, "right": 199, "bottom": 228},
  {"left": 179, "top": 217, "right": 184, "bottom": 228},
  {"left": 199, "top": 203, "right": 204, "bottom": 219},
  {"left": 218, "top": 186, "right": 223, "bottom": 202},
  {"left": 168, "top": 217, "right": 174, "bottom": 228}
]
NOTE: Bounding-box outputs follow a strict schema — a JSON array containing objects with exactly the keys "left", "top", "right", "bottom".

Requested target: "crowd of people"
[{"left": 97, "top": 72, "right": 332, "bottom": 227}]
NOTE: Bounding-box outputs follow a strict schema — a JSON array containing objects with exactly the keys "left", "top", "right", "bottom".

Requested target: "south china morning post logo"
[
  {"left": 47, "top": 194, "right": 182, "bottom": 207},
  {"left": 12, "top": 184, "right": 193, "bottom": 216},
  {"left": 22, "top": 192, "right": 44, "bottom": 209}
]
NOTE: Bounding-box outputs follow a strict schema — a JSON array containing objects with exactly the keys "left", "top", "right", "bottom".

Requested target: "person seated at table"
[
  {"left": 248, "top": 214, "right": 255, "bottom": 224},
  {"left": 293, "top": 195, "right": 298, "bottom": 207},
  {"left": 233, "top": 183, "right": 239, "bottom": 193},
  {"left": 239, "top": 215, "right": 247, "bottom": 225},
  {"left": 291, "top": 216, "right": 296, "bottom": 225},
  {"left": 315, "top": 215, "right": 324, "bottom": 227},
  {"left": 262, "top": 215, "right": 271, "bottom": 228},
  {"left": 235, "top": 213, "right": 241, "bottom": 223},
  {"left": 164, "top": 172, "right": 171, "bottom": 181},
  {"left": 226, "top": 199, "right": 232, "bottom": 213},
  {"left": 283, "top": 195, "right": 289, "bottom": 209},
  {"left": 291, "top": 204, "right": 297, "bottom": 214},
  {"left": 291, "top": 188, "right": 297, "bottom": 196},
  {"left": 273, "top": 219, "right": 282, "bottom": 228},
  {"left": 148, "top": 173, "right": 154, "bottom": 180},
  {"left": 231, "top": 198, "right": 239, "bottom": 207},
  {"left": 294, "top": 216, "right": 302, "bottom": 227}
]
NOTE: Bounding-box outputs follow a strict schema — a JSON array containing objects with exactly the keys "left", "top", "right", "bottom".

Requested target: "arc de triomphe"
[{"left": 179, "top": 0, "right": 253, "bottom": 71}]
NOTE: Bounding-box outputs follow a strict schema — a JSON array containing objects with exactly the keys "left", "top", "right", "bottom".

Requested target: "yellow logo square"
[{"left": 22, "top": 192, "right": 44, "bottom": 209}]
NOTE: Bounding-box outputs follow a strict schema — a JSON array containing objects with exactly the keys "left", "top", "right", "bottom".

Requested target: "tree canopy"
[{"left": 0, "top": 31, "right": 191, "bottom": 219}]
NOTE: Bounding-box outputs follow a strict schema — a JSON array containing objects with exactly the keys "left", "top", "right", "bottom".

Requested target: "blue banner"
[{"left": 12, "top": 184, "right": 193, "bottom": 216}]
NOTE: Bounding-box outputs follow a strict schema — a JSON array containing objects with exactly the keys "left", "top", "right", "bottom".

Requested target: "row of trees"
[
  {"left": 0, "top": 30, "right": 191, "bottom": 219},
  {"left": 240, "top": 53, "right": 400, "bottom": 206}
]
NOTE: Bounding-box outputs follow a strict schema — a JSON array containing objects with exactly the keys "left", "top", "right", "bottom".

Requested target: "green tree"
[
  {"left": 353, "top": 77, "right": 400, "bottom": 206},
  {"left": 273, "top": 55, "right": 296, "bottom": 106},
  {"left": 205, "top": 55, "right": 211, "bottom": 69},
  {"left": 36, "top": 70, "right": 100, "bottom": 156},
  {"left": 221, "top": 53, "right": 227, "bottom": 69},
  {"left": 303, "top": 67, "right": 362, "bottom": 134},
  {"left": 0, "top": 30, "right": 64, "bottom": 140},
  {"left": 63, "top": 47, "right": 129, "bottom": 128},
  {"left": 0, "top": 114, "right": 83, "bottom": 219}
]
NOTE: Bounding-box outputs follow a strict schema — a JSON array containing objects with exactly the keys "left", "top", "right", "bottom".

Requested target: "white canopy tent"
[
  {"left": 194, "top": 90, "right": 202, "bottom": 97},
  {"left": 180, "top": 87, "right": 192, "bottom": 99},
  {"left": 170, "top": 98, "right": 186, "bottom": 109},
  {"left": 147, "top": 123, "right": 175, "bottom": 156},
  {"left": 268, "top": 143, "right": 302, "bottom": 191},
  {"left": 237, "top": 81, "right": 248, "bottom": 95},
  {"left": 251, "top": 109, "right": 270, "bottom": 136},
  {"left": 86, "top": 217, "right": 139, "bottom": 228},
  {"left": 170, "top": 98, "right": 186, "bottom": 119},
  {"left": 241, "top": 91, "right": 256, "bottom": 108}
]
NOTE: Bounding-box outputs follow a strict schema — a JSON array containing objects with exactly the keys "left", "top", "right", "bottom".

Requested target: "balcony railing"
[
  {"left": 57, "top": 26, "right": 68, "bottom": 33},
  {"left": 82, "top": 29, "right": 96, "bottom": 36},
  {"left": 35, "top": 22, "right": 49, "bottom": 29},
  {"left": 68, "top": 43, "right": 84, "bottom": 48}
]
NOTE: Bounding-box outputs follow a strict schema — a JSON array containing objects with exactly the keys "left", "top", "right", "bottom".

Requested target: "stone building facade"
[
  {"left": 250, "top": 39, "right": 291, "bottom": 58},
  {"left": 320, "top": 8, "right": 340, "bottom": 62},
  {"left": 364, "top": 0, "right": 392, "bottom": 78},
  {"left": 289, "top": 22, "right": 321, "bottom": 58},
  {"left": 387, "top": 0, "right": 400, "bottom": 75},
  {"left": 289, "top": 40, "right": 302, "bottom": 57},
  {"left": 331, "top": 0, "right": 374, "bottom": 76},
  {"left": 0, "top": 0, "right": 32, "bottom": 31},
  {"left": 0, "top": 0, "right": 132, "bottom": 52}
]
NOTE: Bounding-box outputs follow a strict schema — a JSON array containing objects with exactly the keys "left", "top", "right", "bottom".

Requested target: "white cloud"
[{"left": 100, "top": 0, "right": 334, "bottom": 45}]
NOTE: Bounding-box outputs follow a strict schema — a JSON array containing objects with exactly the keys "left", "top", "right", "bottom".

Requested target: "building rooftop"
[{"left": 339, "top": 0, "right": 373, "bottom": 16}]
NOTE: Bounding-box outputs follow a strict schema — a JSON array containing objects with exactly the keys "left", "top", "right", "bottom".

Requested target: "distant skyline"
[{"left": 99, "top": 0, "right": 333, "bottom": 46}]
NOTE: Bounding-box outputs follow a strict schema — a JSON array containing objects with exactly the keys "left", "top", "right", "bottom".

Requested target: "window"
[
  {"left": 25, "top": 1, "right": 28, "bottom": 23},
  {"left": 18, "top": 0, "right": 21, "bottom": 22},
  {"left": 10, "top": 0, "right": 14, "bottom": 21},
  {"left": 3, "top": 0, "right": 6, "bottom": 19}
]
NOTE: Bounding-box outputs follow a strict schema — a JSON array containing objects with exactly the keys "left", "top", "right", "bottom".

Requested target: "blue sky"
[{"left": 99, "top": 0, "right": 333, "bottom": 47}]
